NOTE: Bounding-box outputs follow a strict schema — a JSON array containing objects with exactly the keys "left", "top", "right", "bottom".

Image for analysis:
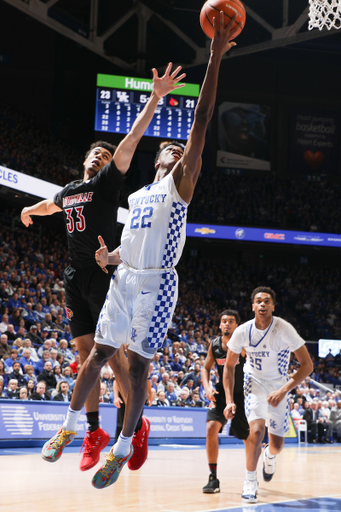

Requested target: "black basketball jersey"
[
  {"left": 211, "top": 336, "right": 245, "bottom": 396},
  {"left": 54, "top": 160, "right": 125, "bottom": 267}
]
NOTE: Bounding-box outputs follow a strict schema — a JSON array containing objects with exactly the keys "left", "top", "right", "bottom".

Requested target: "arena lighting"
[{"left": 1, "top": 164, "right": 341, "bottom": 248}]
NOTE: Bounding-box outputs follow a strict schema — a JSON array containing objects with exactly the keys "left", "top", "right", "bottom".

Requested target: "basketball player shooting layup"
[
  {"left": 223, "top": 286, "right": 313, "bottom": 503},
  {"left": 41, "top": 12, "right": 240, "bottom": 489},
  {"left": 22, "top": 62, "right": 186, "bottom": 473}
]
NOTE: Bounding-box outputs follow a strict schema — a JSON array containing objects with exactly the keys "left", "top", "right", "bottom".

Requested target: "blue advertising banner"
[
  {"left": 143, "top": 407, "right": 207, "bottom": 438},
  {"left": 217, "top": 102, "right": 271, "bottom": 171},
  {"left": 0, "top": 401, "right": 117, "bottom": 439},
  {"left": 0, "top": 402, "right": 297, "bottom": 444},
  {"left": 289, "top": 108, "right": 341, "bottom": 175},
  {"left": 187, "top": 223, "right": 341, "bottom": 248}
]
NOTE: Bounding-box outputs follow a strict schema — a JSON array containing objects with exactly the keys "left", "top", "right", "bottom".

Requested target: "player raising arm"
[
  {"left": 41, "top": 12, "right": 239, "bottom": 490},
  {"left": 21, "top": 63, "right": 185, "bottom": 473}
]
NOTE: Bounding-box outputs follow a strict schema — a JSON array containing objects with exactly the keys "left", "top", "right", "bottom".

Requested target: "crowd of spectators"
[
  {"left": 2, "top": 104, "right": 341, "bottom": 233},
  {"left": 289, "top": 373, "right": 341, "bottom": 443},
  {"left": 0, "top": 214, "right": 341, "bottom": 408},
  {"left": 0, "top": 105, "right": 83, "bottom": 187}
]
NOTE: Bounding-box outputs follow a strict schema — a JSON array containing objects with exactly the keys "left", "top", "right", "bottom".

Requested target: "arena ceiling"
[{"left": 3, "top": 0, "right": 341, "bottom": 74}]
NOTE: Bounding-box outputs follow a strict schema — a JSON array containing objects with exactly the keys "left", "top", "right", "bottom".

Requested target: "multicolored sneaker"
[
  {"left": 79, "top": 427, "right": 111, "bottom": 471},
  {"left": 41, "top": 427, "right": 76, "bottom": 463},
  {"left": 92, "top": 445, "right": 134, "bottom": 489},
  {"left": 128, "top": 417, "right": 150, "bottom": 471}
]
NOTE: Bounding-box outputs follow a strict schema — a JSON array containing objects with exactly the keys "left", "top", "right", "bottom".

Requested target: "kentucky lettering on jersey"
[
  {"left": 120, "top": 173, "right": 188, "bottom": 270},
  {"left": 129, "top": 194, "right": 166, "bottom": 207},
  {"left": 252, "top": 351, "right": 270, "bottom": 358},
  {"left": 62, "top": 192, "right": 94, "bottom": 207}
]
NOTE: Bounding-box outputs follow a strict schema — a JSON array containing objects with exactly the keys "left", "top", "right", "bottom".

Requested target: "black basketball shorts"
[
  {"left": 64, "top": 264, "right": 114, "bottom": 339},
  {"left": 207, "top": 392, "right": 249, "bottom": 440}
]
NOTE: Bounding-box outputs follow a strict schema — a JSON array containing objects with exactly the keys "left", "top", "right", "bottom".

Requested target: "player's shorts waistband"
[{"left": 119, "top": 261, "right": 175, "bottom": 275}]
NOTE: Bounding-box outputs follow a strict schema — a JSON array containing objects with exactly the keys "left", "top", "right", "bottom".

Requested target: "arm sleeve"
[
  {"left": 279, "top": 320, "right": 305, "bottom": 353},
  {"left": 53, "top": 184, "right": 70, "bottom": 208},
  {"left": 227, "top": 326, "right": 244, "bottom": 355}
]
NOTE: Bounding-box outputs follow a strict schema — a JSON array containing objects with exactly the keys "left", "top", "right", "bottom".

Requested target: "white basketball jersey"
[
  {"left": 119, "top": 172, "right": 188, "bottom": 270},
  {"left": 228, "top": 316, "right": 305, "bottom": 381}
]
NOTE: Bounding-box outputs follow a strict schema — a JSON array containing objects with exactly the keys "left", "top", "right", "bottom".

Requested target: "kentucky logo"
[
  {"left": 270, "top": 419, "right": 277, "bottom": 429},
  {"left": 65, "top": 308, "right": 74, "bottom": 321},
  {"left": 195, "top": 227, "right": 216, "bottom": 235},
  {"left": 131, "top": 328, "right": 137, "bottom": 343}
]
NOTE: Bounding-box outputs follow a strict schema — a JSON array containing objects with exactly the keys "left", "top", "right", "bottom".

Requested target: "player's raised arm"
[
  {"left": 21, "top": 198, "right": 62, "bottom": 227},
  {"left": 114, "top": 63, "right": 186, "bottom": 174},
  {"left": 173, "top": 12, "right": 239, "bottom": 204}
]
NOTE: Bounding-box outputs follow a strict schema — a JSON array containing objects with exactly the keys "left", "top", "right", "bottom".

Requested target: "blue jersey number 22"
[{"left": 130, "top": 206, "right": 153, "bottom": 229}]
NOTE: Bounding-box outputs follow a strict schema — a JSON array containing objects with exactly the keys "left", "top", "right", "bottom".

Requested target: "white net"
[{"left": 308, "top": 0, "right": 341, "bottom": 30}]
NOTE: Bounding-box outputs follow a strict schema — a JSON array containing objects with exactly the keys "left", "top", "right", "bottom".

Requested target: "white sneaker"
[
  {"left": 241, "top": 479, "right": 258, "bottom": 503},
  {"left": 262, "top": 444, "right": 276, "bottom": 482}
]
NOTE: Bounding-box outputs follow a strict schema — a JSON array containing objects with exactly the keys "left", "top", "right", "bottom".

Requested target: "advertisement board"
[{"left": 217, "top": 102, "right": 271, "bottom": 171}]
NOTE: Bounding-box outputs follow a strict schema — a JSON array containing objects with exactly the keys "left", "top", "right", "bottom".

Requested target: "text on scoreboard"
[{"left": 95, "top": 74, "right": 200, "bottom": 140}]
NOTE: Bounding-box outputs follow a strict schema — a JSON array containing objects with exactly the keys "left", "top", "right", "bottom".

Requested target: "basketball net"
[{"left": 308, "top": 0, "right": 341, "bottom": 30}]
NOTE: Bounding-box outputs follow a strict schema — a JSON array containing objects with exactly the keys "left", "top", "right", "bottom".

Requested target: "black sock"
[
  {"left": 134, "top": 416, "right": 143, "bottom": 433},
  {"left": 209, "top": 463, "right": 217, "bottom": 479},
  {"left": 86, "top": 411, "right": 99, "bottom": 433}
]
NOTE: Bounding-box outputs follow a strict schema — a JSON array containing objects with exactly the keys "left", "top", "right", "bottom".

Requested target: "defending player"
[
  {"left": 223, "top": 286, "right": 313, "bottom": 503},
  {"left": 201, "top": 309, "right": 249, "bottom": 494},
  {"left": 21, "top": 62, "right": 185, "bottom": 471},
  {"left": 41, "top": 12, "right": 240, "bottom": 489}
]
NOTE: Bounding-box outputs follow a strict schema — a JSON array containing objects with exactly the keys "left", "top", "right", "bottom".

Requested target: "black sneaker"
[{"left": 202, "top": 474, "right": 220, "bottom": 493}]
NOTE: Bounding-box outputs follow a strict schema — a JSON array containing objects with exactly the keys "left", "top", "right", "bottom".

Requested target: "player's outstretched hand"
[
  {"left": 223, "top": 401, "right": 236, "bottom": 420},
  {"left": 21, "top": 208, "right": 33, "bottom": 227},
  {"left": 95, "top": 235, "right": 109, "bottom": 273},
  {"left": 211, "top": 11, "right": 239, "bottom": 56},
  {"left": 152, "top": 62, "right": 186, "bottom": 100}
]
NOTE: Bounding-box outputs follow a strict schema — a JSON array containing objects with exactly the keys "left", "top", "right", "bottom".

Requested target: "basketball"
[{"left": 200, "top": 0, "right": 246, "bottom": 40}]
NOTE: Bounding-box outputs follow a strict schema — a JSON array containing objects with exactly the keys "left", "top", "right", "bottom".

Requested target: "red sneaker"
[
  {"left": 128, "top": 417, "right": 150, "bottom": 471},
  {"left": 79, "top": 427, "right": 110, "bottom": 472}
]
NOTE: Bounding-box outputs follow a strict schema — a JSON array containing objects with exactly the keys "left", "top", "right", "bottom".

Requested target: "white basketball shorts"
[
  {"left": 95, "top": 263, "right": 178, "bottom": 359},
  {"left": 244, "top": 373, "right": 290, "bottom": 437}
]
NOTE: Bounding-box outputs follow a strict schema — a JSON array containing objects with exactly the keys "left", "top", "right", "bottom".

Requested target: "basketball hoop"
[{"left": 308, "top": 0, "right": 341, "bottom": 30}]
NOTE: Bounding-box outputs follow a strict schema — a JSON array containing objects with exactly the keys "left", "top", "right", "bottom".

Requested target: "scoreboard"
[{"left": 94, "top": 74, "right": 200, "bottom": 140}]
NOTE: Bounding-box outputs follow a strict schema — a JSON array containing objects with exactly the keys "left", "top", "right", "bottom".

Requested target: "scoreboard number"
[{"left": 99, "top": 90, "right": 112, "bottom": 100}]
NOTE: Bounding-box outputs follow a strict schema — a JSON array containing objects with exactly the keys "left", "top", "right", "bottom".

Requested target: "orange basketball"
[{"left": 200, "top": 0, "right": 246, "bottom": 40}]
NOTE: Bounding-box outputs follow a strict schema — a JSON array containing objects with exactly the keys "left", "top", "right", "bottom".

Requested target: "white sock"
[
  {"left": 265, "top": 446, "right": 276, "bottom": 459},
  {"left": 246, "top": 470, "right": 257, "bottom": 481},
  {"left": 63, "top": 407, "right": 80, "bottom": 432},
  {"left": 113, "top": 432, "right": 133, "bottom": 458}
]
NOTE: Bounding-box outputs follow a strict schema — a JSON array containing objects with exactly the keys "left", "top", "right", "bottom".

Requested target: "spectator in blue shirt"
[
  {"left": 34, "top": 350, "right": 52, "bottom": 375},
  {"left": 180, "top": 362, "right": 202, "bottom": 389},
  {"left": 170, "top": 354, "right": 183, "bottom": 372},
  {"left": 166, "top": 382, "right": 178, "bottom": 405},
  {"left": 19, "top": 348, "right": 35, "bottom": 372}
]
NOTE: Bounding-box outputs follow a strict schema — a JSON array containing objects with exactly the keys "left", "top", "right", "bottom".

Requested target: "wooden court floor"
[{"left": 1, "top": 443, "right": 341, "bottom": 512}]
